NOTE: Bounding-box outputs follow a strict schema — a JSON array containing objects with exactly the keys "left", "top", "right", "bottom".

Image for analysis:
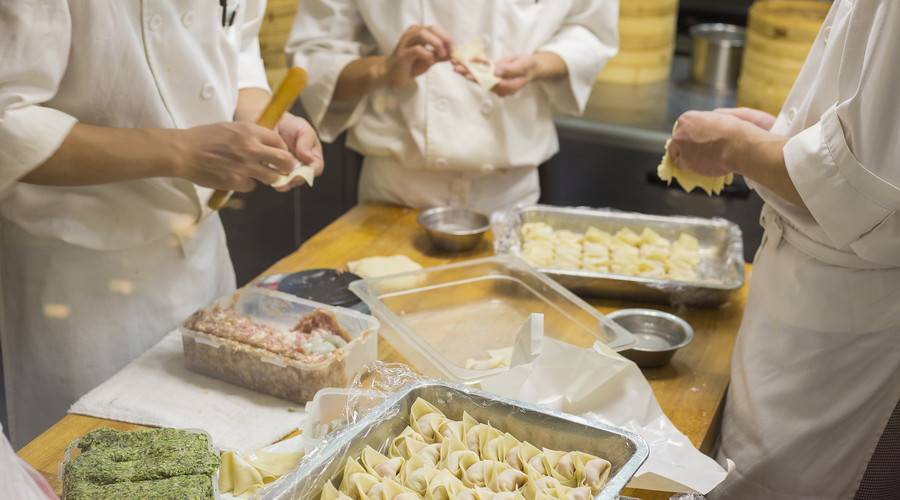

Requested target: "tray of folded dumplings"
[
  {"left": 263, "top": 381, "right": 649, "bottom": 500},
  {"left": 493, "top": 205, "right": 745, "bottom": 307}
]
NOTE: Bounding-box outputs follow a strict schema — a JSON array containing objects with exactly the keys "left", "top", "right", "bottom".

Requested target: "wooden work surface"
[{"left": 18, "top": 204, "right": 749, "bottom": 499}]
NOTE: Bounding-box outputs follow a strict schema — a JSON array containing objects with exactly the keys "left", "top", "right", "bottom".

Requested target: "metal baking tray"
[
  {"left": 493, "top": 205, "right": 744, "bottom": 307},
  {"left": 262, "top": 381, "right": 649, "bottom": 500}
]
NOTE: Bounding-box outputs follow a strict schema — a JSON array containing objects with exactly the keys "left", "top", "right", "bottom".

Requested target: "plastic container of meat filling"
[{"left": 180, "top": 288, "right": 379, "bottom": 404}]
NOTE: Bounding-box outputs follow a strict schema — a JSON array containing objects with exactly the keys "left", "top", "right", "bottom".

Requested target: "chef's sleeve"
[
  {"left": 285, "top": 0, "right": 376, "bottom": 142},
  {"left": 783, "top": 2, "right": 900, "bottom": 266},
  {"left": 0, "top": 2, "right": 78, "bottom": 197},
  {"left": 537, "top": 0, "right": 618, "bottom": 116},
  {"left": 237, "top": 0, "right": 271, "bottom": 92}
]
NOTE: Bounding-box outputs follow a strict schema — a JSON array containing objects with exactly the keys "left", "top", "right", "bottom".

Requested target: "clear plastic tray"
[
  {"left": 181, "top": 288, "right": 379, "bottom": 404},
  {"left": 301, "top": 388, "right": 386, "bottom": 453},
  {"left": 349, "top": 256, "right": 635, "bottom": 384}
]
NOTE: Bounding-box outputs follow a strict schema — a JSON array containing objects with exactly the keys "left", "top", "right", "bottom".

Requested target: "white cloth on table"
[{"left": 70, "top": 331, "right": 307, "bottom": 453}]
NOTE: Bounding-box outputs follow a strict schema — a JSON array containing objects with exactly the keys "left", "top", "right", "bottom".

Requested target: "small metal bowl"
[
  {"left": 607, "top": 309, "right": 694, "bottom": 368},
  {"left": 418, "top": 207, "right": 490, "bottom": 252}
]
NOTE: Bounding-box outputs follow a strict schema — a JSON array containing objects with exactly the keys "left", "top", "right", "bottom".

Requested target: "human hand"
[
  {"left": 383, "top": 25, "right": 453, "bottom": 88},
  {"left": 172, "top": 122, "right": 296, "bottom": 192},
  {"left": 668, "top": 111, "right": 755, "bottom": 178},
  {"left": 714, "top": 107, "right": 777, "bottom": 131},
  {"left": 274, "top": 113, "right": 324, "bottom": 191},
  {"left": 491, "top": 56, "right": 538, "bottom": 96}
]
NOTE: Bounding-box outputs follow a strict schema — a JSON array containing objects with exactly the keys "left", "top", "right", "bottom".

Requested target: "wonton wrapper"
[
  {"left": 410, "top": 398, "right": 448, "bottom": 443},
  {"left": 271, "top": 163, "right": 315, "bottom": 188},
  {"left": 480, "top": 433, "right": 520, "bottom": 463},
  {"left": 658, "top": 124, "right": 734, "bottom": 196},
  {"left": 322, "top": 482, "right": 353, "bottom": 500},
  {"left": 219, "top": 450, "right": 265, "bottom": 496},
  {"left": 439, "top": 437, "right": 480, "bottom": 477},
  {"left": 399, "top": 455, "right": 438, "bottom": 494},
  {"left": 425, "top": 469, "right": 467, "bottom": 500},
  {"left": 347, "top": 255, "right": 425, "bottom": 292},
  {"left": 452, "top": 38, "right": 500, "bottom": 90},
  {"left": 575, "top": 455, "right": 612, "bottom": 493}
]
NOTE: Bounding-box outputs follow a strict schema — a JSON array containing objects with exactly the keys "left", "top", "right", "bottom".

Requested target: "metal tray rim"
[{"left": 264, "top": 380, "right": 650, "bottom": 500}]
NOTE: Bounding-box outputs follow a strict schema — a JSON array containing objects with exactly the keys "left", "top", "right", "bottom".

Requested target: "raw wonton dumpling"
[
  {"left": 640, "top": 243, "right": 670, "bottom": 262},
  {"left": 425, "top": 469, "right": 467, "bottom": 500},
  {"left": 390, "top": 430, "right": 429, "bottom": 460},
  {"left": 339, "top": 457, "right": 373, "bottom": 496},
  {"left": 575, "top": 455, "right": 612, "bottom": 493},
  {"left": 639, "top": 227, "right": 670, "bottom": 247},
  {"left": 219, "top": 450, "right": 264, "bottom": 496},
  {"left": 554, "top": 230, "right": 583, "bottom": 244},
  {"left": 411, "top": 398, "right": 448, "bottom": 443},
  {"left": 610, "top": 245, "right": 639, "bottom": 263},
  {"left": 361, "top": 446, "right": 405, "bottom": 480},
  {"left": 440, "top": 437, "right": 481, "bottom": 477},
  {"left": 523, "top": 475, "right": 562, "bottom": 499},
  {"left": 480, "top": 433, "right": 520, "bottom": 463},
  {"left": 399, "top": 455, "right": 437, "bottom": 494},
  {"left": 675, "top": 233, "right": 700, "bottom": 251},
  {"left": 637, "top": 259, "right": 666, "bottom": 278},
  {"left": 506, "top": 440, "right": 542, "bottom": 474},
  {"left": 521, "top": 222, "right": 554, "bottom": 241},
  {"left": 582, "top": 242, "right": 609, "bottom": 259},
  {"left": 614, "top": 228, "right": 641, "bottom": 246},
  {"left": 364, "top": 478, "right": 418, "bottom": 500},
  {"left": 322, "top": 481, "right": 353, "bottom": 500},
  {"left": 485, "top": 463, "right": 528, "bottom": 492},
  {"left": 584, "top": 227, "right": 611, "bottom": 245},
  {"left": 462, "top": 413, "right": 502, "bottom": 452}
]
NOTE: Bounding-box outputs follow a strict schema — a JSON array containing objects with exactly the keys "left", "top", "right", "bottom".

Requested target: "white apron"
[
  {"left": 357, "top": 156, "right": 540, "bottom": 214},
  {"left": 711, "top": 2, "right": 900, "bottom": 497},
  {"left": 0, "top": 0, "right": 268, "bottom": 448},
  {"left": 0, "top": 216, "right": 236, "bottom": 448}
]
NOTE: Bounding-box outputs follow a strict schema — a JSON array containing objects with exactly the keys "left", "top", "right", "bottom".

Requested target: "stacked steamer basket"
[
  {"left": 737, "top": 0, "right": 830, "bottom": 115},
  {"left": 596, "top": 0, "right": 679, "bottom": 85},
  {"left": 259, "top": 0, "right": 301, "bottom": 88}
]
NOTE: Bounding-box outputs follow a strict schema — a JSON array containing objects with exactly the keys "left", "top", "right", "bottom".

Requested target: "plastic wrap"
[
  {"left": 491, "top": 205, "right": 745, "bottom": 307},
  {"left": 262, "top": 362, "right": 648, "bottom": 500},
  {"left": 181, "top": 288, "right": 379, "bottom": 404},
  {"left": 1, "top": 424, "right": 57, "bottom": 500}
]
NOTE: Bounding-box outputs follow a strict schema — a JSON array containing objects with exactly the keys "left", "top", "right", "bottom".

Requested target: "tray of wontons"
[
  {"left": 492, "top": 205, "right": 745, "bottom": 307},
  {"left": 262, "top": 381, "right": 648, "bottom": 500}
]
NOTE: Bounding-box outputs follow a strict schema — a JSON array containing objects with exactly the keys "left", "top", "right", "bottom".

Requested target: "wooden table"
[{"left": 18, "top": 204, "right": 749, "bottom": 499}]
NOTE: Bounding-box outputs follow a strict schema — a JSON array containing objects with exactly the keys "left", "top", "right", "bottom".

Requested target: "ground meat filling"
[{"left": 184, "top": 307, "right": 352, "bottom": 362}]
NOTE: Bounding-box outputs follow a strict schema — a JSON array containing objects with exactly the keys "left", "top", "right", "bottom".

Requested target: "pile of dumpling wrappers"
[
  {"left": 520, "top": 222, "right": 702, "bottom": 282},
  {"left": 322, "top": 398, "right": 611, "bottom": 500}
]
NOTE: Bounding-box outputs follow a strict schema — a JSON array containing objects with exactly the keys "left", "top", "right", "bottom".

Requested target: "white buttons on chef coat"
[
  {"left": 434, "top": 98, "right": 449, "bottom": 112},
  {"left": 786, "top": 107, "right": 798, "bottom": 123},
  {"left": 480, "top": 98, "right": 494, "bottom": 116},
  {"left": 148, "top": 14, "right": 163, "bottom": 31},
  {"left": 182, "top": 11, "right": 195, "bottom": 28},
  {"left": 435, "top": 158, "right": 448, "bottom": 168},
  {"left": 200, "top": 83, "right": 215, "bottom": 100}
]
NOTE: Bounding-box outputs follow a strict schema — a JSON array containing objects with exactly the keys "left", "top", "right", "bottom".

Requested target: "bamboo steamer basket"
[
  {"left": 737, "top": 0, "right": 828, "bottom": 114},
  {"left": 619, "top": 0, "right": 679, "bottom": 17},
  {"left": 597, "top": 0, "right": 678, "bottom": 85},
  {"left": 259, "top": 0, "right": 301, "bottom": 88},
  {"left": 748, "top": 0, "right": 831, "bottom": 43}
]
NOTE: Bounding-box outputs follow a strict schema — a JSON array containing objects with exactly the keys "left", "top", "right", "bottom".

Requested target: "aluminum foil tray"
[
  {"left": 493, "top": 205, "right": 744, "bottom": 307},
  {"left": 262, "top": 381, "right": 649, "bottom": 500}
]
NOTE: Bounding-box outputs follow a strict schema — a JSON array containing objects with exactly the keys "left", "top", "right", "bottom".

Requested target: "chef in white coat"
[
  {"left": 667, "top": 1, "right": 900, "bottom": 497},
  {"left": 0, "top": 1, "right": 323, "bottom": 447},
  {"left": 286, "top": 0, "right": 617, "bottom": 214}
]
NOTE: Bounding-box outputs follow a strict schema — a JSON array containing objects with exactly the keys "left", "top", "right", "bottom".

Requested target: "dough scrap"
[
  {"left": 452, "top": 38, "right": 501, "bottom": 90},
  {"left": 272, "top": 163, "right": 315, "bottom": 188},
  {"left": 657, "top": 124, "right": 734, "bottom": 195}
]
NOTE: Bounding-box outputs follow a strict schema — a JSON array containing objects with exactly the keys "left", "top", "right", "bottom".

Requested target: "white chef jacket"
[
  {"left": 287, "top": 0, "right": 617, "bottom": 176},
  {"left": 0, "top": 0, "right": 270, "bottom": 250},
  {"left": 711, "top": 2, "right": 900, "bottom": 498},
  {"left": 0, "top": 0, "right": 267, "bottom": 447}
]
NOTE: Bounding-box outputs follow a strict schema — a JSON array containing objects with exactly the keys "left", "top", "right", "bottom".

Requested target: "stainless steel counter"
[{"left": 554, "top": 56, "right": 736, "bottom": 153}]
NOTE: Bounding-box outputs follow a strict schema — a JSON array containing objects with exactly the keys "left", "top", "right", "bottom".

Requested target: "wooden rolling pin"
[{"left": 207, "top": 67, "right": 309, "bottom": 211}]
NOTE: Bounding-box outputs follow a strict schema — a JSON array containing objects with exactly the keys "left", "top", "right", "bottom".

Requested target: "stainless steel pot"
[{"left": 690, "top": 23, "right": 746, "bottom": 91}]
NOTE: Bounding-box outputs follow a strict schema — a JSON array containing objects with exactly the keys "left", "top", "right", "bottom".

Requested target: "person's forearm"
[
  {"left": 532, "top": 52, "right": 568, "bottom": 80},
  {"left": 234, "top": 87, "right": 271, "bottom": 122},
  {"left": 20, "top": 124, "right": 179, "bottom": 186},
  {"left": 333, "top": 56, "right": 388, "bottom": 101},
  {"left": 729, "top": 133, "right": 806, "bottom": 208}
]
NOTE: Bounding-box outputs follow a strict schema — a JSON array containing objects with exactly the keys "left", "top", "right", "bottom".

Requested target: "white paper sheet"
[
  {"left": 69, "top": 331, "right": 306, "bottom": 452},
  {"left": 480, "top": 338, "right": 728, "bottom": 494}
]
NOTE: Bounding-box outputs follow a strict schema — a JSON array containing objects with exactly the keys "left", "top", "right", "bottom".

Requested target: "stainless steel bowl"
[
  {"left": 690, "top": 23, "right": 746, "bottom": 91},
  {"left": 608, "top": 308, "right": 694, "bottom": 368},
  {"left": 418, "top": 206, "right": 490, "bottom": 252}
]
